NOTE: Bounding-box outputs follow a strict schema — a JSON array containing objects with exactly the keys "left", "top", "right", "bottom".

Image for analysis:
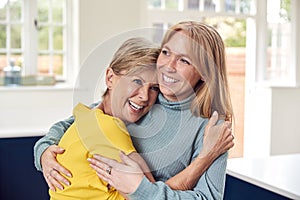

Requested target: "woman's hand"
[
  {"left": 41, "top": 145, "right": 72, "bottom": 191},
  {"left": 200, "top": 111, "right": 234, "bottom": 159},
  {"left": 88, "top": 152, "right": 144, "bottom": 194}
]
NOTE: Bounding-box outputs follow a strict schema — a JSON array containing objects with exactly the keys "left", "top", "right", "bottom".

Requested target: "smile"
[
  {"left": 128, "top": 100, "right": 144, "bottom": 110},
  {"left": 163, "top": 74, "right": 179, "bottom": 83}
]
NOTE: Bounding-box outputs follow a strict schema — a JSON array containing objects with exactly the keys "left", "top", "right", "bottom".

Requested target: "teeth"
[
  {"left": 129, "top": 100, "right": 144, "bottom": 110},
  {"left": 163, "top": 74, "right": 178, "bottom": 83}
]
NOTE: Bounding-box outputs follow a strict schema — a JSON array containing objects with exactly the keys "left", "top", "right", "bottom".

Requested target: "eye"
[
  {"left": 161, "top": 49, "right": 169, "bottom": 56},
  {"left": 133, "top": 79, "right": 143, "bottom": 85},
  {"left": 150, "top": 85, "right": 160, "bottom": 92},
  {"left": 180, "top": 58, "right": 191, "bottom": 65}
]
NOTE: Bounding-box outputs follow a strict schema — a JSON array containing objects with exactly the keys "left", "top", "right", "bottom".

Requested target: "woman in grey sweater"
[{"left": 34, "top": 21, "right": 234, "bottom": 199}]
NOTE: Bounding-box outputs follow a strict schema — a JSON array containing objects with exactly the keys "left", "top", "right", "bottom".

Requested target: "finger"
[
  {"left": 218, "top": 123, "right": 232, "bottom": 141},
  {"left": 49, "top": 145, "right": 65, "bottom": 154},
  {"left": 52, "top": 164, "right": 72, "bottom": 178},
  {"left": 51, "top": 169, "right": 71, "bottom": 186},
  {"left": 119, "top": 151, "right": 136, "bottom": 166},
  {"left": 47, "top": 173, "right": 64, "bottom": 190},
  {"left": 223, "top": 135, "right": 235, "bottom": 150},
  {"left": 48, "top": 146, "right": 72, "bottom": 178},
  {"left": 44, "top": 173, "right": 56, "bottom": 191},
  {"left": 90, "top": 162, "right": 112, "bottom": 183},
  {"left": 206, "top": 111, "right": 219, "bottom": 129},
  {"left": 92, "top": 154, "right": 119, "bottom": 167}
]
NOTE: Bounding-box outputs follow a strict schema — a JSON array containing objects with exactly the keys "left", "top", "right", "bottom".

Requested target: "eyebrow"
[{"left": 162, "top": 45, "right": 191, "bottom": 59}]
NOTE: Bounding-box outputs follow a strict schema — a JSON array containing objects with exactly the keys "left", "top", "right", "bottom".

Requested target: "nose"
[
  {"left": 165, "top": 56, "right": 177, "bottom": 72},
  {"left": 137, "top": 85, "right": 149, "bottom": 101}
]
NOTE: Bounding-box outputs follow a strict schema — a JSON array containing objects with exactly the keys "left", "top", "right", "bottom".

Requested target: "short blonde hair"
[
  {"left": 162, "top": 21, "right": 233, "bottom": 121},
  {"left": 103, "top": 37, "right": 160, "bottom": 97}
]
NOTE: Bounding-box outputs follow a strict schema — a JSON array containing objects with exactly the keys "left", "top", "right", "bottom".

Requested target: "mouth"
[
  {"left": 162, "top": 73, "right": 179, "bottom": 83},
  {"left": 128, "top": 100, "right": 145, "bottom": 111}
]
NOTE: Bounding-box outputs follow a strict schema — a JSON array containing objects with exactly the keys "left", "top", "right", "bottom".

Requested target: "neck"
[{"left": 97, "top": 95, "right": 112, "bottom": 116}]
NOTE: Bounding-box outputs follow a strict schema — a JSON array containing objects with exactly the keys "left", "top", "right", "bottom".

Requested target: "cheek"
[
  {"left": 156, "top": 54, "right": 166, "bottom": 68},
  {"left": 182, "top": 68, "right": 201, "bottom": 85}
]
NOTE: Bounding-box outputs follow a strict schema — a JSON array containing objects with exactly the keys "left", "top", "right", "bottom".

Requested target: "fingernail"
[
  {"left": 212, "top": 111, "right": 217, "bottom": 116},
  {"left": 87, "top": 158, "right": 91, "bottom": 162},
  {"left": 67, "top": 173, "right": 72, "bottom": 177}
]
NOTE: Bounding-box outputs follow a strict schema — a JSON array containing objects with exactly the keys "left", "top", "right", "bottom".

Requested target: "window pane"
[
  {"left": 267, "top": 0, "right": 291, "bottom": 81},
  {"left": 0, "top": 1, "right": 7, "bottom": 20},
  {"left": 165, "top": 0, "right": 178, "bottom": 9},
  {"left": 147, "top": 0, "right": 162, "bottom": 8},
  {"left": 0, "top": 53, "right": 6, "bottom": 72},
  {"left": 204, "top": 0, "right": 216, "bottom": 11},
  {"left": 38, "top": 26, "right": 49, "bottom": 50},
  {"left": 53, "top": 26, "right": 63, "bottom": 50},
  {"left": 37, "top": 54, "right": 49, "bottom": 75},
  {"left": 11, "top": 53, "right": 22, "bottom": 67},
  {"left": 10, "top": 24, "right": 22, "bottom": 48},
  {"left": 52, "top": 0, "right": 63, "bottom": 23},
  {"left": 0, "top": 25, "right": 6, "bottom": 48},
  {"left": 225, "top": 0, "right": 254, "bottom": 14},
  {"left": 37, "top": 0, "right": 49, "bottom": 22},
  {"left": 9, "top": 0, "right": 22, "bottom": 21},
  {"left": 188, "top": 0, "right": 199, "bottom": 10},
  {"left": 204, "top": 17, "right": 246, "bottom": 47},
  {"left": 53, "top": 54, "right": 63, "bottom": 75}
]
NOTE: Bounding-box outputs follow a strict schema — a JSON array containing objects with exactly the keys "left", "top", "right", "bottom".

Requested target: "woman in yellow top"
[
  {"left": 50, "top": 37, "right": 159, "bottom": 200},
  {"left": 48, "top": 37, "right": 233, "bottom": 200}
]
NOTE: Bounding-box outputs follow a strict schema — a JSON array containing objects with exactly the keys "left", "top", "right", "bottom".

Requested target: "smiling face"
[
  {"left": 107, "top": 67, "right": 159, "bottom": 124},
  {"left": 157, "top": 31, "right": 202, "bottom": 102}
]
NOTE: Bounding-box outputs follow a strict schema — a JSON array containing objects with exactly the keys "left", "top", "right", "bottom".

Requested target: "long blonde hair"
[{"left": 161, "top": 21, "right": 233, "bottom": 121}]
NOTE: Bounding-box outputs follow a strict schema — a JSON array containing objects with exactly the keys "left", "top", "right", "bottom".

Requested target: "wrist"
[{"left": 196, "top": 150, "right": 217, "bottom": 164}]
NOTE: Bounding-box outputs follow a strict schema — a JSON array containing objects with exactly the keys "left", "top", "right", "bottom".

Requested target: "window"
[
  {"left": 0, "top": 0, "right": 73, "bottom": 85},
  {"left": 265, "top": 0, "right": 292, "bottom": 84}
]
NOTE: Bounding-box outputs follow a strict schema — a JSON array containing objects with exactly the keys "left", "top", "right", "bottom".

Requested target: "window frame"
[
  {"left": 145, "top": 0, "right": 300, "bottom": 87},
  {"left": 0, "top": 0, "right": 76, "bottom": 85}
]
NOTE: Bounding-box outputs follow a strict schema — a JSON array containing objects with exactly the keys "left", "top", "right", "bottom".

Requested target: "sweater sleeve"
[
  {"left": 128, "top": 151, "right": 228, "bottom": 200},
  {"left": 33, "top": 102, "right": 100, "bottom": 171},
  {"left": 33, "top": 115, "right": 75, "bottom": 171}
]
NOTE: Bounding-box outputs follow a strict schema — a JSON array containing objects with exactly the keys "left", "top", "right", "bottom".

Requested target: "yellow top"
[{"left": 50, "top": 103, "right": 136, "bottom": 200}]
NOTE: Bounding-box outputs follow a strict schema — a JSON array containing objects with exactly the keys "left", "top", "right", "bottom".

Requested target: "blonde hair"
[
  {"left": 161, "top": 21, "right": 233, "bottom": 121},
  {"left": 102, "top": 37, "right": 160, "bottom": 97}
]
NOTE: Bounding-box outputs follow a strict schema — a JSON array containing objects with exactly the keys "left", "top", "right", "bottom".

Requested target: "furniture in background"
[
  {"left": 224, "top": 154, "right": 300, "bottom": 200},
  {"left": 0, "top": 136, "right": 49, "bottom": 200},
  {"left": 1, "top": 136, "right": 299, "bottom": 200}
]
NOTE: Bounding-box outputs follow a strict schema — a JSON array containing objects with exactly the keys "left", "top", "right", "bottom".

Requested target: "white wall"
[
  {"left": 271, "top": 87, "right": 300, "bottom": 155},
  {"left": 244, "top": 86, "right": 300, "bottom": 157}
]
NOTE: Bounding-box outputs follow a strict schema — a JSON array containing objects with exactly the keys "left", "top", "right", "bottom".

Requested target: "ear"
[{"left": 105, "top": 68, "right": 114, "bottom": 89}]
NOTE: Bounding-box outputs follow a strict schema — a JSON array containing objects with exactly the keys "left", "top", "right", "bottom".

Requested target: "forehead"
[
  {"left": 125, "top": 67, "right": 158, "bottom": 83},
  {"left": 163, "top": 31, "right": 194, "bottom": 56}
]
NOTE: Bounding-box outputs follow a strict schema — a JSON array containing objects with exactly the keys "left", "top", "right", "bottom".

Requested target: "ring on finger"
[{"left": 106, "top": 166, "right": 112, "bottom": 175}]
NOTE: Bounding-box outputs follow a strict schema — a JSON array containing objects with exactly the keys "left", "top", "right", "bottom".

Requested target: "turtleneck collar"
[{"left": 157, "top": 93, "right": 195, "bottom": 110}]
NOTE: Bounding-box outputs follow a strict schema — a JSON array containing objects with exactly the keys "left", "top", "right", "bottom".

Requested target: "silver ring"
[{"left": 106, "top": 166, "right": 112, "bottom": 175}]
